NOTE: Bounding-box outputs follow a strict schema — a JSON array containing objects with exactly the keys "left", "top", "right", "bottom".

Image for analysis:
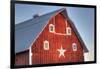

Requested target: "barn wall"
[
  {"left": 15, "top": 50, "right": 29, "bottom": 66},
  {"left": 31, "top": 13, "right": 84, "bottom": 64}
]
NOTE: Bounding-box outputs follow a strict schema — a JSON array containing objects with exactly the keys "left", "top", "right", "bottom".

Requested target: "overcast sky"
[{"left": 15, "top": 3, "right": 95, "bottom": 61}]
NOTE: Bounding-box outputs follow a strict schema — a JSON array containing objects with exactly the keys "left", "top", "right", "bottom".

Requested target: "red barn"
[{"left": 15, "top": 8, "right": 88, "bottom": 66}]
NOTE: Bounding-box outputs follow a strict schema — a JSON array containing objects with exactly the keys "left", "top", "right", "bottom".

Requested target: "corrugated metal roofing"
[{"left": 15, "top": 8, "right": 88, "bottom": 53}]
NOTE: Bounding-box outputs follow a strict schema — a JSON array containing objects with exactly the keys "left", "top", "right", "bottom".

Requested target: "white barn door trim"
[{"left": 29, "top": 47, "right": 32, "bottom": 65}]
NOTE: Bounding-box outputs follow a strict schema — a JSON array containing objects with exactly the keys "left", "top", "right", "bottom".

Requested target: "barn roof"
[{"left": 15, "top": 8, "right": 88, "bottom": 53}]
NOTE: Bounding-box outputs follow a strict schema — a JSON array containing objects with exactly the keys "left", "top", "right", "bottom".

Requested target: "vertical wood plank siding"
[
  {"left": 31, "top": 13, "right": 84, "bottom": 64},
  {"left": 15, "top": 51, "right": 29, "bottom": 66}
]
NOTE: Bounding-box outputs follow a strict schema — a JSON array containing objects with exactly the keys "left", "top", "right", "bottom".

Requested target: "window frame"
[
  {"left": 66, "top": 27, "right": 71, "bottom": 35},
  {"left": 43, "top": 40, "right": 49, "bottom": 50},
  {"left": 49, "top": 24, "right": 55, "bottom": 33},
  {"left": 72, "top": 43, "right": 77, "bottom": 51}
]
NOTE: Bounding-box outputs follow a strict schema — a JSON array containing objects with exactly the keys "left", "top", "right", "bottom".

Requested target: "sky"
[{"left": 15, "top": 3, "right": 95, "bottom": 61}]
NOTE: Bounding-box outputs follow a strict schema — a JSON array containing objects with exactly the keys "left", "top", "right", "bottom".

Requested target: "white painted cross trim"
[{"left": 54, "top": 32, "right": 67, "bottom": 36}]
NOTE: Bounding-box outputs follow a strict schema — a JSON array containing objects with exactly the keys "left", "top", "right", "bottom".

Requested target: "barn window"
[
  {"left": 44, "top": 40, "right": 49, "bottom": 50},
  {"left": 72, "top": 43, "right": 77, "bottom": 51},
  {"left": 66, "top": 27, "right": 71, "bottom": 35},
  {"left": 49, "top": 24, "right": 55, "bottom": 32}
]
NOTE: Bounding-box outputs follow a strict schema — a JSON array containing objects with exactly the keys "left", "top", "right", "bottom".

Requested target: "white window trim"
[
  {"left": 49, "top": 24, "right": 55, "bottom": 33},
  {"left": 66, "top": 27, "right": 71, "bottom": 35},
  {"left": 44, "top": 40, "right": 49, "bottom": 50},
  {"left": 72, "top": 43, "right": 77, "bottom": 51}
]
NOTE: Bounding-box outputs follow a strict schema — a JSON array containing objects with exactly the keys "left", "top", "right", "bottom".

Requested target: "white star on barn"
[{"left": 57, "top": 46, "right": 66, "bottom": 58}]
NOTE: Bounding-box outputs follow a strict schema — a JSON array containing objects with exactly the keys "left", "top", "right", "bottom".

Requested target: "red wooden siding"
[
  {"left": 31, "top": 13, "right": 84, "bottom": 64},
  {"left": 55, "top": 13, "right": 66, "bottom": 34},
  {"left": 15, "top": 50, "right": 29, "bottom": 66}
]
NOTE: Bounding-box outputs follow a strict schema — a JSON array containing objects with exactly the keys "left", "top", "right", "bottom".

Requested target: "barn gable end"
[{"left": 31, "top": 11, "right": 84, "bottom": 64}]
